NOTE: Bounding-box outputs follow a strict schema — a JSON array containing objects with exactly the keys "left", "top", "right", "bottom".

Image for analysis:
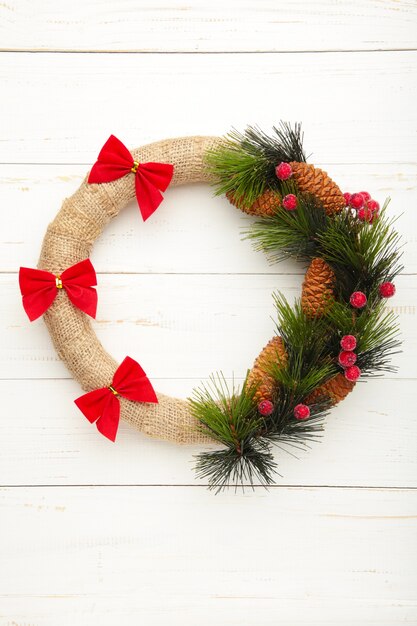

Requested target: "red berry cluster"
[
  {"left": 274, "top": 163, "right": 298, "bottom": 211},
  {"left": 338, "top": 335, "right": 361, "bottom": 382},
  {"left": 343, "top": 191, "right": 380, "bottom": 223}
]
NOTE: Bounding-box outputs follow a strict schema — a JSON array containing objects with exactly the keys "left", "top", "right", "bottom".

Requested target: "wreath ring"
[{"left": 20, "top": 126, "right": 401, "bottom": 490}]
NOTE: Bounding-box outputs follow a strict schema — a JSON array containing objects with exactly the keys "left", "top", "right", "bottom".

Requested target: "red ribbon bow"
[
  {"left": 74, "top": 356, "right": 158, "bottom": 441},
  {"left": 88, "top": 134, "right": 174, "bottom": 221},
  {"left": 19, "top": 259, "right": 98, "bottom": 321}
]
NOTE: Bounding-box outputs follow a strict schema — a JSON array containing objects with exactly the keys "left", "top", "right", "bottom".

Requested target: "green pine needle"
[
  {"left": 245, "top": 193, "right": 329, "bottom": 262},
  {"left": 206, "top": 122, "right": 306, "bottom": 206},
  {"left": 191, "top": 124, "right": 403, "bottom": 491}
]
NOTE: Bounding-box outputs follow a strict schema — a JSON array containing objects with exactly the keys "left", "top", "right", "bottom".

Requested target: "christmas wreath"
[{"left": 19, "top": 125, "right": 402, "bottom": 491}]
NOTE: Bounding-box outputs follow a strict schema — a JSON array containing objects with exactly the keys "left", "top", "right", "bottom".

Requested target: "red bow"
[
  {"left": 19, "top": 259, "right": 97, "bottom": 321},
  {"left": 88, "top": 135, "right": 174, "bottom": 221},
  {"left": 74, "top": 356, "right": 158, "bottom": 441}
]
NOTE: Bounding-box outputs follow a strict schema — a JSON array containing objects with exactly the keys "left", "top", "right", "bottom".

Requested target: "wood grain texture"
[
  {"left": 5, "top": 273, "right": 415, "bottom": 379},
  {"left": 2, "top": 163, "right": 416, "bottom": 273},
  {"left": 1, "top": 2, "right": 417, "bottom": 623},
  {"left": 1, "top": 487, "right": 416, "bottom": 626},
  {"left": 0, "top": 0, "right": 416, "bottom": 52},
  {"left": 1, "top": 378, "right": 416, "bottom": 487},
  {"left": 0, "top": 51, "right": 416, "bottom": 164}
]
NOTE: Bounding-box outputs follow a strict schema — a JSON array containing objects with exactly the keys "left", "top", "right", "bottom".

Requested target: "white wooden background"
[{"left": 1, "top": 2, "right": 417, "bottom": 624}]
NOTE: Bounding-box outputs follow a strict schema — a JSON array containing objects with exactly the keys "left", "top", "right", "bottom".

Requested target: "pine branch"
[
  {"left": 206, "top": 122, "right": 306, "bottom": 206},
  {"left": 317, "top": 202, "right": 404, "bottom": 300},
  {"left": 245, "top": 194, "right": 328, "bottom": 263},
  {"left": 190, "top": 374, "right": 278, "bottom": 491},
  {"left": 194, "top": 438, "right": 277, "bottom": 493}
]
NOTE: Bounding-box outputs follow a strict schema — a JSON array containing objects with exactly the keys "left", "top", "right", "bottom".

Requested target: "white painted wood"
[
  {"left": 1, "top": 378, "right": 416, "bottom": 488},
  {"left": 1, "top": 3, "right": 416, "bottom": 622},
  {"left": 1, "top": 0, "right": 416, "bottom": 52},
  {"left": 0, "top": 51, "right": 416, "bottom": 164},
  {"left": 4, "top": 273, "right": 414, "bottom": 379},
  {"left": 1, "top": 163, "right": 416, "bottom": 273},
  {"left": 1, "top": 487, "right": 416, "bottom": 625}
]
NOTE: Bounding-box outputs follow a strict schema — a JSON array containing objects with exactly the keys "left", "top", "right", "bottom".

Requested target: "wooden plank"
[
  {"left": 1, "top": 486, "right": 416, "bottom": 625},
  {"left": 0, "top": 51, "right": 416, "bottom": 164},
  {"left": 1, "top": 1, "right": 416, "bottom": 52},
  {"left": 0, "top": 377, "right": 416, "bottom": 488},
  {"left": 4, "top": 273, "right": 414, "bottom": 380},
  {"left": 2, "top": 162, "right": 415, "bottom": 274}
]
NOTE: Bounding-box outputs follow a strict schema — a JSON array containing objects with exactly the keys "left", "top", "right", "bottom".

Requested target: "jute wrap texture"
[
  {"left": 38, "top": 134, "right": 352, "bottom": 445},
  {"left": 39, "top": 136, "right": 222, "bottom": 444}
]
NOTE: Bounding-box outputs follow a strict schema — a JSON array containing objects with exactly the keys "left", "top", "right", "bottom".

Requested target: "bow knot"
[
  {"left": 88, "top": 135, "right": 174, "bottom": 221},
  {"left": 75, "top": 356, "right": 158, "bottom": 441},
  {"left": 19, "top": 259, "right": 98, "bottom": 321},
  {"left": 131, "top": 160, "right": 140, "bottom": 174}
]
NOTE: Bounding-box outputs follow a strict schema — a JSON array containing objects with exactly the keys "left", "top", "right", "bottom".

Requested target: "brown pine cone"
[
  {"left": 226, "top": 188, "right": 281, "bottom": 217},
  {"left": 306, "top": 373, "right": 355, "bottom": 406},
  {"left": 247, "top": 336, "right": 287, "bottom": 403},
  {"left": 302, "top": 257, "right": 335, "bottom": 318},
  {"left": 290, "top": 162, "right": 345, "bottom": 216}
]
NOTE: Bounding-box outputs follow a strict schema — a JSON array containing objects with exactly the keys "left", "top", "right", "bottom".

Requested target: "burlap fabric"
[
  {"left": 38, "top": 136, "right": 223, "bottom": 444},
  {"left": 38, "top": 135, "right": 353, "bottom": 445}
]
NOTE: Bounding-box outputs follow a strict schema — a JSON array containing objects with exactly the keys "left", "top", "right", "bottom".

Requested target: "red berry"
[
  {"left": 340, "top": 335, "right": 357, "bottom": 351},
  {"left": 294, "top": 404, "right": 310, "bottom": 420},
  {"left": 366, "top": 199, "right": 380, "bottom": 213},
  {"left": 379, "top": 281, "right": 396, "bottom": 298},
  {"left": 349, "top": 193, "right": 365, "bottom": 210},
  {"left": 344, "top": 365, "right": 361, "bottom": 382},
  {"left": 357, "top": 207, "right": 373, "bottom": 222},
  {"left": 275, "top": 162, "right": 293, "bottom": 181},
  {"left": 350, "top": 291, "right": 367, "bottom": 309},
  {"left": 338, "top": 350, "right": 357, "bottom": 368},
  {"left": 360, "top": 191, "right": 371, "bottom": 202},
  {"left": 258, "top": 400, "right": 274, "bottom": 416},
  {"left": 343, "top": 192, "right": 351, "bottom": 206},
  {"left": 282, "top": 194, "right": 297, "bottom": 211}
]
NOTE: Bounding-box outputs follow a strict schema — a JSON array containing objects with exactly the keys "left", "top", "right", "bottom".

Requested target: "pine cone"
[
  {"left": 227, "top": 189, "right": 281, "bottom": 217},
  {"left": 302, "top": 257, "right": 335, "bottom": 318},
  {"left": 290, "top": 162, "right": 345, "bottom": 216},
  {"left": 247, "top": 336, "right": 287, "bottom": 403},
  {"left": 306, "top": 373, "right": 355, "bottom": 405}
]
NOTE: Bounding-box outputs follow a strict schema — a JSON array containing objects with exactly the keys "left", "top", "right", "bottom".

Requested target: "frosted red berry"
[
  {"left": 349, "top": 193, "right": 365, "bottom": 210},
  {"left": 350, "top": 291, "right": 367, "bottom": 309},
  {"left": 338, "top": 350, "right": 357, "bottom": 368},
  {"left": 344, "top": 365, "right": 361, "bottom": 382},
  {"left": 366, "top": 199, "right": 380, "bottom": 213},
  {"left": 275, "top": 162, "right": 293, "bottom": 181},
  {"left": 258, "top": 400, "right": 274, "bottom": 416},
  {"left": 379, "top": 281, "right": 396, "bottom": 298},
  {"left": 294, "top": 404, "right": 310, "bottom": 420},
  {"left": 360, "top": 191, "right": 371, "bottom": 202},
  {"left": 282, "top": 194, "right": 298, "bottom": 211},
  {"left": 343, "top": 192, "right": 351, "bottom": 206},
  {"left": 357, "top": 207, "right": 373, "bottom": 222},
  {"left": 340, "top": 335, "right": 357, "bottom": 351}
]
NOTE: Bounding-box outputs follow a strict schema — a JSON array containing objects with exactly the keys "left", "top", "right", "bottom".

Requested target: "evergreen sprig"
[
  {"left": 190, "top": 374, "right": 277, "bottom": 491},
  {"left": 206, "top": 123, "right": 306, "bottom": 206},
  {"left": 191, "top": 123, "right": 402, "bottom": 492},
  {"left": 245, "top": 193, "right": 328, "bottom": 262}
]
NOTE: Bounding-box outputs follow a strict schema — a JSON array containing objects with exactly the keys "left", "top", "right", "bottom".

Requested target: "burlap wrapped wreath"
[{"left": 19, "top": 125, "right": 401, "bottom": 490}]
